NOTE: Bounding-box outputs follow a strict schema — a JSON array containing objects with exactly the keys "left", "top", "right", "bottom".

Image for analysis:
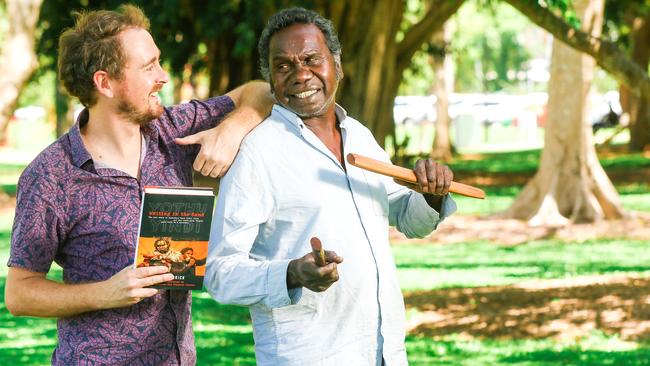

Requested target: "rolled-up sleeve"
[
  {"left": 374, "top": 149, "right": 456, "bottom": 238},
  {"left": 204, "top": 146, "right": 292, "bottom": 309},
  {"left": 387, "top": 185, "right": 456, "bottom": 238}
]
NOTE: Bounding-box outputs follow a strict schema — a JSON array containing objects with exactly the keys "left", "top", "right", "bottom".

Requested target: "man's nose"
[
  {"left": 293, "top": 63, "right": 313, "bottom": 83},
  {"left": 157, "top": 64, "right": 170, "bottom": 84}
]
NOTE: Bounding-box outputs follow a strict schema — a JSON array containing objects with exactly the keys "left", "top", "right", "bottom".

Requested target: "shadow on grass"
[
  {"left": 501, "top": 348, "right": 650, "bottom": 366},
  {"left": 406, "top": 277, "right": 650, "bottom": 341},
  {"left": 0, "top": 280, "right": 57, "bottom": 365},
  {"left": 406, "top": 335, "right": 650, "bottom": 366},
  {"left": 396, "top": 261, "right": 650, "bottom": 276}
]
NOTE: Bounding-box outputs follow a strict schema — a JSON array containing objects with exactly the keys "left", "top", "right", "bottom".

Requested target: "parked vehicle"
[
  {"left": 393, "top": 95, "right": 437, "bottom": 124},
  {"left": 591, "top": 91, "right": 621, "bottom": 132}
]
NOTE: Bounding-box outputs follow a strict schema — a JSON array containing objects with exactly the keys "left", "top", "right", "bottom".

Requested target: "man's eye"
[
  {"left": 306, "top": 57, "right": 322, "bottom": 65},
  {"left": 276, "top": 64, "right": 289, "bottom": 71}
]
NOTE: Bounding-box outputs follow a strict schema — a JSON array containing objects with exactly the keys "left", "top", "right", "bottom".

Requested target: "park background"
[{"left": 0, "top": 0, "right": 649, "bottom": 364}]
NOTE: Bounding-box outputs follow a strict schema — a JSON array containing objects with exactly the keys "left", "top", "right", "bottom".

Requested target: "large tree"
[
  {"left": 428, "top": 24, "right": 454, "bottom": 162},
  {"left": 608, "top": 1, "right": 650, "bottom": 151},
  {"left": 329, "top": 0, "right": 463, "bottom": 146},
  {"left": 37, "top": 0, "right": 648, "bottom": 151},
  {"left": 0, "top": 0, "right": 42, "bottom": 142},
  {"left": 505, "top": 0, "right": 625, "bottom": 224},
  {"left": 505, "top": 0, "right": 650, "bottom": 151}
]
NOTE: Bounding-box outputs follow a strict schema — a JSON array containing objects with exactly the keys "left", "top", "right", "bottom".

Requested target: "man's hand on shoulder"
[
  {"left": 174, "top": 121, "right": 246, "bottom": 178},
  {"left": 175, "top": 81, "right": 273, "bottom": 178}
]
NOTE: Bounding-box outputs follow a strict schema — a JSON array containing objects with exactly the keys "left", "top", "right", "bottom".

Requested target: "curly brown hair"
[{"left": 57, "top": 4, "right": 150, "bottom": 107}]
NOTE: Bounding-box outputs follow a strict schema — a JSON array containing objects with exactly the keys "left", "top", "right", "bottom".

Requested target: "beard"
[{"left": 117, "top": 95, "right": 164, "bottom": 127}]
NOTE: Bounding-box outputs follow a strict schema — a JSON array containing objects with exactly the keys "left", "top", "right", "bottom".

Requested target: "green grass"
[
  {"left": 393, "top": 240, "right": 650, "bottom": 291},
  {"left": 1, "top": 157, "right": 649, "bottom": 364},
  {"left": 4, "top": 221, "right": 650, "bottom": 364},
  {"left": 453, "top": 185, "right": 650, "bottom": 216},
  {"left": 406, "top": 332, "right": 650, "bottom": 366},
  {"left": 447, "top": 148, "right": 650, "bottom": 176}
]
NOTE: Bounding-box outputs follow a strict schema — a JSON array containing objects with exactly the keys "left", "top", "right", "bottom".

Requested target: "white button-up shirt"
[{"left": 205, "top": 105, "right": 456, "bottom": 365}]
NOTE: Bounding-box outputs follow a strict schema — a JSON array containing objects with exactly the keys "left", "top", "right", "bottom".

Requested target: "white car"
[{"left": 393, "top": 95, "right": 437, "bottom": 124}]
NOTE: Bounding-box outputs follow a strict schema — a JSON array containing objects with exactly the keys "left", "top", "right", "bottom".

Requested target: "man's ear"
[
  {"left": 335, "top": 57, "right": 344, "bottom": 81},
  {"left": 92, "top": 70, "right": 114, "bottom": 99}
]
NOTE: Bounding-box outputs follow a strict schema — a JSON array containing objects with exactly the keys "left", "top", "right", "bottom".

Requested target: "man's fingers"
[
  {"left": 323, "top": 250, "right": 343, "bottom": 264},
  {"left": 174, "top": 133, "right": 202, "bottom": 146},
  {"left": 133, "top": 287, "right": 159, "bottom": 298},
  {"left": 425, "top": 160, "right": 438, "bottom": 194},
  {"left": 200, "top": 159, "right": 217, "bottom": 177},
  {"left": 139, "top": 272, "right": 175, "bottom": 288},
  {"left": 215, "top": 163, "right": 230, "bottom": 178},
  {"left": 310, "top": 237, "right": 322, "bottom": 251},
  {"left": 134, "top": 265, "right": 170, "bottom": 278},
  {"left": 209, "top": 163, "right": 225, "bottom": 178},
  {"left": 443, "top": 166, "right": 453, "bottom": 194},
  {"left": 413, "top": 161, "right": 428, "bottom": 193},
  {"left": 434, "top": 164, "right": 445, "bottom": 194},
  {"left": 193, "top": 154, "right": 206, "bottom": 172}
]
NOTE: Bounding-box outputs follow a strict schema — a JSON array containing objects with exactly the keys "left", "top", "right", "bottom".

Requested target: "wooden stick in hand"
[
  {"left": 310, "top": 237, "right": 327, "bottom": 266},
  {"left": 346, "top": 153, "right": 486, "bottom": 199}
]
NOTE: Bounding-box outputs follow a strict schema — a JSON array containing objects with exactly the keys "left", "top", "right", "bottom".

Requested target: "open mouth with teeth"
[
  {"left": 292, "top": 89, "right": 319, "bottom": 99},
  {"left": 149, "top": 91, "right": 161, "bottom": 103}
]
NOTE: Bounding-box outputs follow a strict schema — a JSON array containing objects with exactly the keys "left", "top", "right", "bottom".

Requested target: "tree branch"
[
  {"left": 505, "top": 0, "right": 650, "bottom": 98},
  {"left": 397, "top": 0, "right": 465, "bottom": 73}
]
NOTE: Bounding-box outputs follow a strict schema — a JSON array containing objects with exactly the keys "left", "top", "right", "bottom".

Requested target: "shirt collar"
[
  {"left": 68, "top": 109, "right": 93, "bottom": 168},
  {"left": 67, "top": 108, "right": 157, "bottom": 170},
  {"left": 272, "top": 104, "right": 349, "bottom": 132}
]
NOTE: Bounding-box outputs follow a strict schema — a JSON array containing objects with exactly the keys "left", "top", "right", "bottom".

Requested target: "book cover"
[{"left": 134, "top": 186, "right": 215, "bottom": 290}]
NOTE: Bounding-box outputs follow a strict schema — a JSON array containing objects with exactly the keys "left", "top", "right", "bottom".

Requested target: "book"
[{"left": 133, "top": 186, "right": 215, "bottom": 290}]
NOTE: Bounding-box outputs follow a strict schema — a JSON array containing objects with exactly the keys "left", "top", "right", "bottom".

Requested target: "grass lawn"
[
  {"left": 1, "top": 143, "right": 648, "bottom": 364},
  {"left": 2, "top": 198, "right": 650, "bottom": 365}
]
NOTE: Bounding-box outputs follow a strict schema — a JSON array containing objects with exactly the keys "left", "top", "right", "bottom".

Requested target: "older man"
[{"left": 205, "top": 7, "right": 456, "bottom": 366}]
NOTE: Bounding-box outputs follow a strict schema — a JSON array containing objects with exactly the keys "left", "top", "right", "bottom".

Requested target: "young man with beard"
[
  {"left": 205, "top": 8, "right": 456, "bottom": 365},
  {"left": 5, "top": 5, "right": 273, "bottom": 365}
]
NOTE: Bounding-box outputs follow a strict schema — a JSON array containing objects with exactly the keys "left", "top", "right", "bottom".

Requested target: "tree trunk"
[
  {"left": 504, "top": 0, "right": 650, "bottom": 114},
  {"left": 197, "top": 0, "right": 463, "bottom": 148},
  {"left": 429, "top": 23, "right": 454, "bottom": 162},
  {"left": 506, "top": 0, "right": 650, "bottom": 98},
  {"left": 627, "top": 13, "right": 650, "bottom": 151},
  {"left": 506, "top": 0, "right": 625, "bottom": 224},
  {"left": 328, "top": 0, "right": 464, "bottom": 147},
  {"left": 0, "top": 0, "right": 42, "bottom": 141},
  {"left": 55, "top": 79, "right": 75, "bottom": 137}
]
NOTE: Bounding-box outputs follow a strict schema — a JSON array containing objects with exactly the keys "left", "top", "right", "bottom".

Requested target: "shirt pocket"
[{"left": 270, "top": 291, "right": 319, "bottom": 353}]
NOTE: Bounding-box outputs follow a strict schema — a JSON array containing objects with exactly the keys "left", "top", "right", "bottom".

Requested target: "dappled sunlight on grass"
[
  {"left": 0, "top": 170, "right": 649, "bottom": 363},
  {"left": 406, "top": 332, "right": 650, "bottom": 366},
  {"left": 393, "top": 240, "right": 650, "bottom": 291},
  {"left": 0, "top": 280, "right": 57, "bottom": 364},
  {"left": 405, "top": 277, "right": 650, "bottom": 341}
]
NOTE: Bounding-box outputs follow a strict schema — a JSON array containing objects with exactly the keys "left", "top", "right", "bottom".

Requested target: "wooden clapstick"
[
  {"left": 346, "top": 153, "right": 486, "bottom": 199},
  {"left": 310, "top": 237, "right": 327, "bottom": 266}
]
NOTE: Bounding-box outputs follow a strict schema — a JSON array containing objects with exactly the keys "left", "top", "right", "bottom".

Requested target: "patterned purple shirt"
[{"left": 8, "top": 96, "right": 235, "bottom": 366}]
